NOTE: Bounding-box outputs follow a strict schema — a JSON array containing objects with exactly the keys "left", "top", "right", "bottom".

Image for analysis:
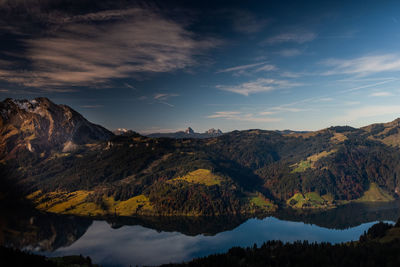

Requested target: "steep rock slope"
[{"left": 0, "top": 97, "right": 113, "bottom": 160}]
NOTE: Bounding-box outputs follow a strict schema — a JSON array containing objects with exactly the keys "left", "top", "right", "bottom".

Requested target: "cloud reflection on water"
[{"left": 46, "top": 217, "right": 380, "bottom": 266}]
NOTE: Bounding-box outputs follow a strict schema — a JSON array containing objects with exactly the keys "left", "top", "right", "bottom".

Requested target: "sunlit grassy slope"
[
  {"left": 330, "top": 132, "right": 348, "bottom": 143},
  {"left": 26, "top": 169, "right": 277, "bottom": 217},
  {"left": 286, "top": 192, "right": 334, "bottom": 209},
  {"left": 355, "top": 183, "right": 394, "bottom": 203},
  {"left": 250, "top": 193, "right": 275, "bottom": 211},
  {"left": 291, "top": 150, "right": 336, "bottom": 173},
  {"left": 286, "top": 183, "right": 395, "bottom": 210},
  {"left": 168, "top": 169, "right": 224, "bottom": 186},
  {"left": 291, "top": 161, "right": 311, "bottom": 173},
  {"left": 28, "top": 190, "right": 154, "bottom": 216},
  {"left": 28, "top": 188, "right": 277, "bottom": 216}
]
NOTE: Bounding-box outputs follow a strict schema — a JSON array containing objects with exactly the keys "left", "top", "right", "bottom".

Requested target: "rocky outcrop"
[
  {"left": 0, "top": 97, "right": 113, "bottom": 159},
  {"left": 205, "top": 128, "right": 223, "bottom": 136}
]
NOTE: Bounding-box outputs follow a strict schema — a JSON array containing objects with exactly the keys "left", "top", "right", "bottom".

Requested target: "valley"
[
  {"left": 2, "top": 2, "right": 400, "bottom": 266},
  {"left": 1, "top": 98, "right": 400, "bottom": 219}
]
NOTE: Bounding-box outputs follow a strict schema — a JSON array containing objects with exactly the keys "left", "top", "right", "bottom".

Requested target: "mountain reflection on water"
[
  {"left": 274, "top": 201, "right": 400, "bottom": 229},
  {"left": 43, "top": 216, "right": 393, "bottom": 266},
  {"left": 1, "top": 201, "right": 399, "bottom": 266}
]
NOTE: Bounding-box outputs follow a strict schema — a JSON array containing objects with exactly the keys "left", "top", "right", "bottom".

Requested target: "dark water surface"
[
  {"left": 43, "top": 217, "right": 389, "bottom": 267},
  {"left": 2, "top": 201, "right": 400, "bottom": 267}
]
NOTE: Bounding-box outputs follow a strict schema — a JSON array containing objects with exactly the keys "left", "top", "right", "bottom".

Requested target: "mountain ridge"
[
  {"left": 2, "top": 97, "right": 400, "bottom": 217},
  {"left": 0, "top": 97, "right": 113, "bottom": 160},
  {"left": 147, "top": 127, "right": 223, "bottom": 139}
]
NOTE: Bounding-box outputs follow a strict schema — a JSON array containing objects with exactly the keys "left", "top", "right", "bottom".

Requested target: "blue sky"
[{"left": 1, "top": 0, "right": 400, "bottom": 133}]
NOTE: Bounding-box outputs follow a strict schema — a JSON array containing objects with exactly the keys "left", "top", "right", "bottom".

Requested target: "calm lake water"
[
  {"left": 33, "top": 201, "right": 399, "bottom": 267},
  {"left": 2, "top": 201, "right": 398, "bottom": 267},
  {"left": 43, "top": 217, "right": 388, "bottom": 267}
]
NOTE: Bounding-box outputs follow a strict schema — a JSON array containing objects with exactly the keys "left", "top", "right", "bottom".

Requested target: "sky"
[{"left": 2, "top": 0, "right": 400, "bottom": 134}]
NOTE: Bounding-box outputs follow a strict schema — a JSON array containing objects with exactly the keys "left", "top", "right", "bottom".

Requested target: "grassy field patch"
[
  {"left": 330, "top": 132, "right": 348, "bottom": 143},
  {"left": 40, "top": 191, "right": 90, "bottom": 213},
  {"left": 380, "top": 134, "right": 400, "bottom": 147},
  {"left": 250, "top": 195, "right": 274, "bottom": 209},
  {"left": 105, "top": 194, "right": 154, "bottom": 216},
  {"left": 291, "top": 161, "right": 311, "bottom": 173},
  {"left": 287, "top": 192, "right": 331, "bottom": 209},
  {"left": 355, "top": 183, "right": 394, "bottom": 203},
  {"left": 27, "top": 190, "right": 154, "bottom": 217},
  {"left": 291, "top": 150, "right": 336, "bottom": 173},
  {"left": 247, "top": 192, "right": 276, "bottom": 213},
  {"left": 169, "top": 169, "right": 224, "bottom": 186}
]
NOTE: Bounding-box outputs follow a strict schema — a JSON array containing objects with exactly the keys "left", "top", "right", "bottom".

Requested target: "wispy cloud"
[
  {"left": 207, "top": 111, "right": 241, "bottom": 119},
  {"left": 124, "top": 83, "right": 135, "bottom": 90},
  {"left": 0, "top": 7, "right": 219, "bottom": 89},
  {"left": 323, "top": 54, "right": 400, "bottom": 76},
  {"left": 258, "top": 111, "right": 276, "bottom": 116},
  {"left": 158, "top": 102, "right": 175, "bottom": 107},
  {"left": 207, "top": 111, "right": 280, "bottom": 123},
  {"left": 154, "top": 93, "right": 179, "bottom": 100},
  {"left": 263, "top": 31, "right": 316, "bottom": 45},
  {"left": 333, "top": 105, "right": 400, "bottom": 123},
  {"left": 216, "top": 78, "right": 301, "bottom": 96},
  {"left": 339, "top": 79, "right": 397, "bottom": 93},
  {"left": 319, "top": 97, "right": 334, "bottom": 102},
  {"left": 217, "top": 62, "right": 267, "bottom": 73},
  {"left": 270, "top": 106, "right": 309, "bottom": 112},
  {"left": 369, "top": 91, "right": 393, "bottom": 97},
  {"left": 153, "top": 93, "right": 179, "bottom": 107},
  {"left": 258, "top": 107, "right": 309, "bottom": 116},
  {"left": 216, "top": 62, "right": 276, "bottom": 75},
  {"left": 280, "top": 72, "right": 302, "bottom": 78},
  {"left": 255, "top": 64, "right": 277, "bottom": 72}
]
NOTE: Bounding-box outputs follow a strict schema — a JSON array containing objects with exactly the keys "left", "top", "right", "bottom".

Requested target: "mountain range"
[
  {"left": 1, "top": 97, "right": 400, "bottom": 217},
  {"left": 146, "top": 127, "right": 223, "bottom": 139}
]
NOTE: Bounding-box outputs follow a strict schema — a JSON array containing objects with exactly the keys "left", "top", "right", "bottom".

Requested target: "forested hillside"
[
  {"left": 161, "top": 219, "right": 400, "bottom": 267},
  {"left": 2, "top": 98, "right": 400, "bottom": 217}
]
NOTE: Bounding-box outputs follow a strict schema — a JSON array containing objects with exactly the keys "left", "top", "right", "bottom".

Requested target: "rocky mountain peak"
[
  {"left": 147, "top": 126, "right": 223, "bottom": 139},
  {"left": 205, "top": 128, "right": 223, "bottom": 135},
  {"left": 185, "top": 127, "right": 194, "bottom": 134},
  {"left": 0, "top": 97, "right": 114, "bottom": 159},
  {"left": 113, "top": 128, "right": 135, "bottom": 135}
]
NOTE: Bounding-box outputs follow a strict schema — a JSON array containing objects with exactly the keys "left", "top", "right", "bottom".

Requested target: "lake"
[
  {"left": 42, "top": 217, "right": 389, "bottom": 267},
  {"left": 2, "top": 201, "right": 400, "bottom": 267}
]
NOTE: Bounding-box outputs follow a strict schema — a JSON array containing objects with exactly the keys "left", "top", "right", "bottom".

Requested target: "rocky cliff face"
[
  {"left": 184, "top": 127, "right": 194, "bottom": 134},
  {"left": 0, "top": 97, "right": 113, "bottom": 159},
  {"left": 113, "top": 128, "right": 136, "bottom": 135},
  {"left": 205, "top": 128, "right": 223, "bottom": 135}
]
